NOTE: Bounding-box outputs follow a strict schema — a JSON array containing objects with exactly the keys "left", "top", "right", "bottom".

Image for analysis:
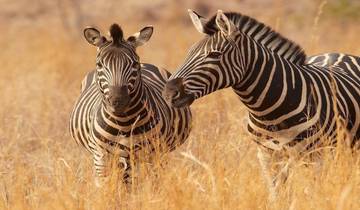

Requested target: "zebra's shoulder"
[
  {"left": 141, "top": 63, "right": 171, "bottom": 82},
  {"left": 80, "top": 70, "right": 97, "bottom": 92}
]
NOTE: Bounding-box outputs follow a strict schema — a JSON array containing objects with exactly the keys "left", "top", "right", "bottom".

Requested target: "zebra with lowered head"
[
  {"left": 70, "top": 23, "right": 192, "bottom": 185},
  {"left": 163, "top": 10, "right": 360, "bottom": 199}
]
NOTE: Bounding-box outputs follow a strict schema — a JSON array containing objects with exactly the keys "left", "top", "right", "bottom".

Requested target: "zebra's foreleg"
[
  {"left": 93, "top": 153, "right": 133, "bottom": 187},
  {"left": 119, "top": 156, "right": 133, "bottom": 185},
  {"left": 257, "top": 147, "right": 296, "bottom": 202},
  {"left": 93, "top": 152, "right": 111, "bottom": 187},
  {"left": 256, "top": 147, "right": 277, "bottom": 202},
  {"left": 273, "top": 157, "right": 291, "bottom": 193}
]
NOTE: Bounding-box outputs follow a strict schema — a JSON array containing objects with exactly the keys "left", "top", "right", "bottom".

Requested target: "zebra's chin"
[{"left": 171, "top": 93, "right": 195, "bottom": 108}]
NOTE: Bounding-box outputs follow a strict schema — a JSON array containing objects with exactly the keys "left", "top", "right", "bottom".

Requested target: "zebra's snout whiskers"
[{"left": 163, "top": 78, "right": 195, "bottom": 108}]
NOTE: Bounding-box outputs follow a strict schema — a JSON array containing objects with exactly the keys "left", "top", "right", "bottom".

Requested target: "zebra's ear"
[
  {"left": 84, "top": 27, "right": 107, "bottom": 47},
  {"left": 215, "top": 10, "right": 236, "bottom": 36},
  {"left": 127, "top": 26, "right": 153, "bottom": 47},
  {"left": 188, "top": 9, "right": 208, "bottom": 34}
]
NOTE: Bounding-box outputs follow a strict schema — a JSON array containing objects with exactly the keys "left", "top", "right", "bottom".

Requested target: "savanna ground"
[{"left": 0, "top": 0, "right": 359, "bottom": 209}]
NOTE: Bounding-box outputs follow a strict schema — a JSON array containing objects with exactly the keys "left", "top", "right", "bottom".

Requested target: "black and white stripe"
[
  {"left": 163, "top": 10, "right": 360, "bottom": 198},
  {"left": 70, "top": 24, "right": 191, "bottom": 184}
]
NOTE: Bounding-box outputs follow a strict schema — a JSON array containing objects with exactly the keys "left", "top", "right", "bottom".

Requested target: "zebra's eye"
[
  {"left": 207, "top": 51, "right": 222, "bottom": 59},
  {"left": 96, "top": 62, "right": 103, "bottom": 69},
  {"left": 132, "top": 62, "right": 141, "bottom": 70}
]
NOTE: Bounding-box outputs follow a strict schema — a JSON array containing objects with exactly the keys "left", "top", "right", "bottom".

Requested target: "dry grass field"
[{"left": 0, "top": 0, "right": 359, "bottom": 209}]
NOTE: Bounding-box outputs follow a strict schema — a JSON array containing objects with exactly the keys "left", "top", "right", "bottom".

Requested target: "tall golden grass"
[{"left": 0, "top": 1, "right": 359, "bottom": 209}]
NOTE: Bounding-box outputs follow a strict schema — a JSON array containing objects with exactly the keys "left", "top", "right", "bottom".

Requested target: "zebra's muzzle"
[
  {"left": 107, "top": 85, "right": 130, "bottom": 114},
  {"left": 163, "top": 78, "right": 195, "bottom": 108}
]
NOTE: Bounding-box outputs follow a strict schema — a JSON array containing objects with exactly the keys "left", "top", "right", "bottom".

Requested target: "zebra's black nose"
[
  {"left": 163, "top": 78, "right": 184, "bottom": 100},
  {"left": 108, "top": 85, "right": 130, "bottom": 113},
  {"left": 109, "top": 97, "right": 126, "bottom": 107},
  {"left": 163, "top": 78, "right": 195, "bottom": 108}
]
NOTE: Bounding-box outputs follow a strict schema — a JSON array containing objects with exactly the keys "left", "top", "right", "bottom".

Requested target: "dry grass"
[{"left": 0, "top": 1, "right": 359, "bottom": 209}]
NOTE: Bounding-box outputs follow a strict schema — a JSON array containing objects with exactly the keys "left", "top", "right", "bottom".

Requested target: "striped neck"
[{"left": 232, "top": 33, "right": 308, "bottom": 123}]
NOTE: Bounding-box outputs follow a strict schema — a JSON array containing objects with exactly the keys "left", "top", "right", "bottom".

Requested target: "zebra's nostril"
[
  {"left": 172, "top": 90, "right": 181, "bottom": 98},
  {"left": 163, "top": 87, "right": 179, "bottom": 101},
  {"left": 112, "top": 100, "right": 119, "bottom": 106},
  {"left": 165, "top": 78, "right": 185, "bottom": 96}
]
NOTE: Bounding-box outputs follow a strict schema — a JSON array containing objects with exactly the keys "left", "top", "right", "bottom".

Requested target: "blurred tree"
[{"left": 326, "top": 0, "right": 360, "bottom": 19}]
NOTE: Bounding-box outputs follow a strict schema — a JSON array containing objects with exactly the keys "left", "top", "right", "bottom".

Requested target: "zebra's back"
[{"left": 307, "top": 53, "right": 360, "bottom": 79}]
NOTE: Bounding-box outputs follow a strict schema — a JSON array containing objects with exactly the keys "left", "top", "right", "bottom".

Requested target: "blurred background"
[
  {"left": 0, "top": 0, "right": 359, "bottom": 209},
  {"left": 1, "top": 0, "right": 360, "bottom": 147}
]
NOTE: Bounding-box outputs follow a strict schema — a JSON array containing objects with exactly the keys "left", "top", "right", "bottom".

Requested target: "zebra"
[
  {"left": 306, "top": 52, "right": 360, "bottom": 68},
  {"left": 162, "top": 10, "right": 360, "bottom": 199},
  {"left": 69, "top": 23, "right": 192, "bottom": 186}
]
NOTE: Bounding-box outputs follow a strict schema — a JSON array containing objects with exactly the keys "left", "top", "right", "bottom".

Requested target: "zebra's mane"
[
  {"left": 204, "top": 12, "right": 306, "bottom": 64},
  {"left": 109, "top": 24, "right": 124, "bottom": 46}
]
